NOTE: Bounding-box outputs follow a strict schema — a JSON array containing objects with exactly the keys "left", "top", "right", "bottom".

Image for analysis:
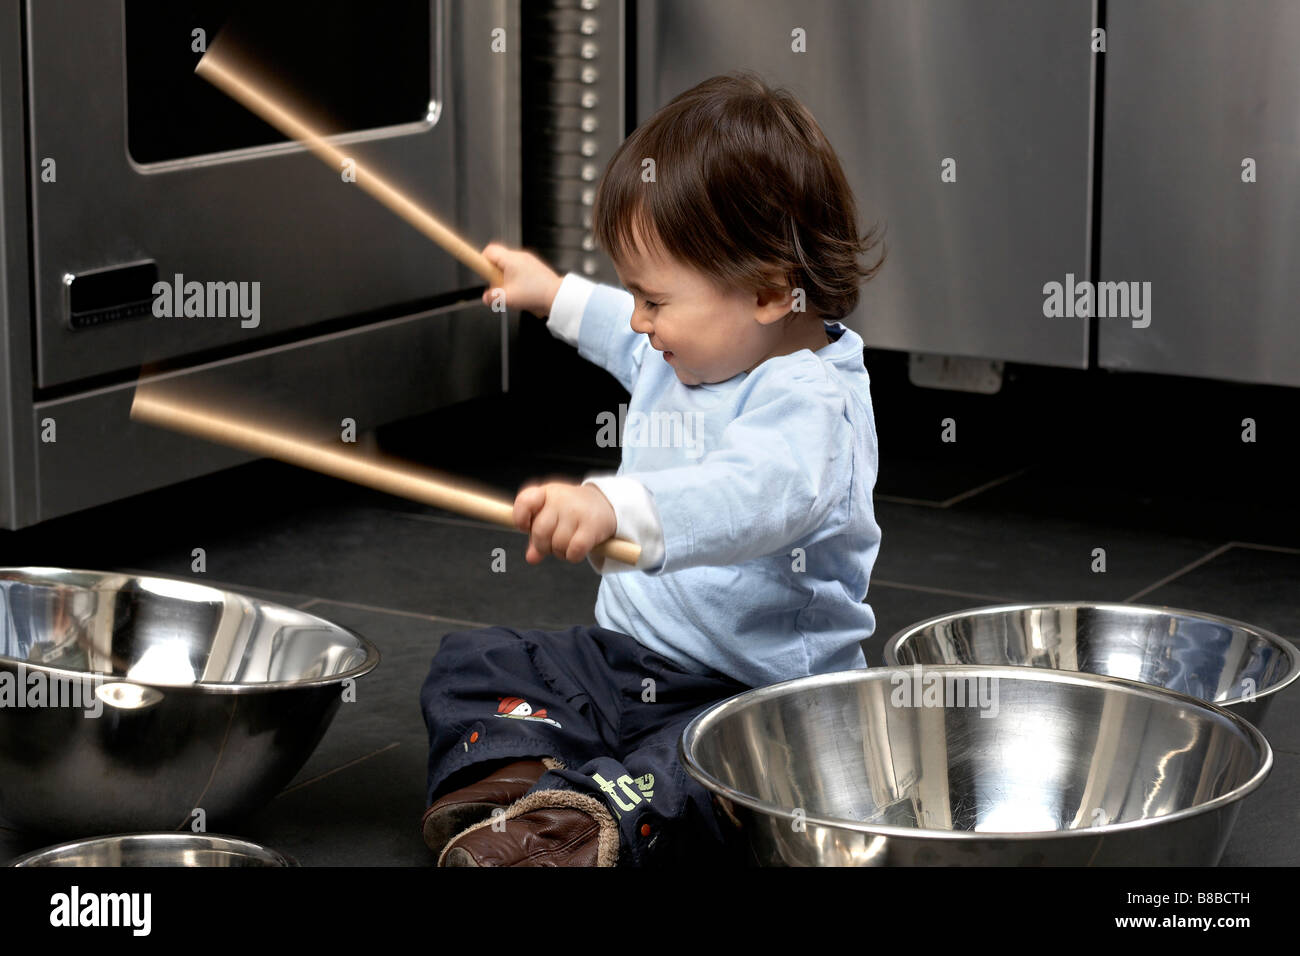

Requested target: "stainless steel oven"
[
  {"left": 5, "top": 0, "right": 1293, "bottom": 530},
  {"left": 0, "top": 0, "right": 519, "bottom": 526}
]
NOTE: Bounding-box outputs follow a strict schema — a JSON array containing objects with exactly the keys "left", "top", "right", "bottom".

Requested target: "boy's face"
[{"left": 614, "top": 228, "right": 795, "bottom": 387}]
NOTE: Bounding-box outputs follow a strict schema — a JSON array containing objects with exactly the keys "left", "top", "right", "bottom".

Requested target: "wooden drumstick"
[
  {"left": 130, "top": 385, "right": 642, "bottom": 567},
  {"left": 195, "top": 50, "right": 504, "bottom": 288}
]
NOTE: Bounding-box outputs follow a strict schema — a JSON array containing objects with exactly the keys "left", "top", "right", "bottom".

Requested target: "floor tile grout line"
[
  {"left": 385, "top": 509, "right": 506, "bottom": 533},
  {"left": 277, "top": 742, "right": 401, "bottom": 797},
  {"left": 297, "top": 596, "right": 492, "bottom": 630},
  {"left": 875, "top": 466, "right": 1032, "bottom": 510},
  {"left": 874, "top": 493, "right": 952, "bottom": 508},
  {"left": 871, "top": 578, "right": 1015, "bottom": 604},
  {"left": 939, "top": 466, "right": 1033, "bottom": 508},
  {"left": 114, "top": 567, "right": 326, "bottom": 607},
  {"left": 114, "top": 568, "right": 489, "bottom": 632},
  {"left": 1123, "top": 543, "right": 1236, "bottom": 602},
  {"left": 1227, "top": 540, "right": 1300, "bottom": 556},
  {"left": 114, "top": 565, "right": 491, "bottom": 629}
]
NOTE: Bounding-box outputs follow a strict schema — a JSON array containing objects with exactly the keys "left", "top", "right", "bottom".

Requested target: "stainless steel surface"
[
  {"left": 1098, "top": 1, "right": 1300, "bottom": 386},
  {"left": 0, "top": 568, "right": 379, "bottom": 836},
  {"left": 11, "top": 832, "right": 297, "bottom": 867},
  {"left": 30, "top": 296, "right": 504, "bottom": 525},
  {"left": 0, "top": 0, "right": 519, "bottom": 529},
  {"left": 635, "top": 0, "right": 1094, "bottom": 367},
  {"left": 523, "top": 0, "right": 624, "bottom": 285},
  {"left": 24, "top": 0, "right": 517, "bottom": 387},
  {"left": 681, "top": 666, "right": 1271, "bottom": 866},
  {"left": 883, "top": 603, "right": 1300, "bottom": 729},
  {"left": 907, "top": 354, "right": 1004, "bottom": 394},
  {"left": 0, "top": 0, "right": 34, "bottom": 529}
]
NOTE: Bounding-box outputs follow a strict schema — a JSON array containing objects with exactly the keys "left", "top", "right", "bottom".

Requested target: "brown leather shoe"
[
  {"left": 422, "top": 758, "right": 549, "bottom": 852},
  {"left": 438, "top": 789, "right": 620, "bottom": 867}
]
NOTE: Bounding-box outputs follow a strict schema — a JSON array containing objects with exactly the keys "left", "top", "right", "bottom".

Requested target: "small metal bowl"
[
  {"left": 681, "top": 666, "right": 1271, "bottom": 866},
  {"left": 0, "top": 567, "right": 379, "bottom": 836},
  {"left": 10, "top": 833, "right": 296, "bottom": 867},
  {"left": 883, "top": 602, "right": 1299, "bottom": 728}
]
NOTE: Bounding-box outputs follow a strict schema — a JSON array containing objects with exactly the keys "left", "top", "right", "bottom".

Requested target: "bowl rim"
[
  {"left": 0, "top": 567, "right": 380, "bottom": 692},
  {"left": 679, "top": 664, "right": 1274, "bottom": 842},
  {"left": 880, "top": 600, "right": 1300, "bottom": 708},
  {"left": 8, "top": 831, "right": 298, "bottom": 867}
]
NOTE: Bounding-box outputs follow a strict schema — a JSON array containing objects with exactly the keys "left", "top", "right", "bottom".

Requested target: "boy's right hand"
[{"left": 480, "top": 242, "right": 564, "bottom": 317}]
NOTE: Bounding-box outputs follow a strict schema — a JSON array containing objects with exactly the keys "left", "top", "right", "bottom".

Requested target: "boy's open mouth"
[{"left": 663, "top": 350, "right": 674, "bottom": 362}]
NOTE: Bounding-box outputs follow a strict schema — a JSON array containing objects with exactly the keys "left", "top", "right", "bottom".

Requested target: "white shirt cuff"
[
  {"left": 581, "top": 475, "right": 666, "bottom": 574},
  {"left": 545, "top": 273, "right": 597, "bottom": 347}
]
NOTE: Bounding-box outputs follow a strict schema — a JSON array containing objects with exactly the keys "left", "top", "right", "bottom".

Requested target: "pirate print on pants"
[{"left": 495, "top": 695, "right": 561, "bottom": 726}]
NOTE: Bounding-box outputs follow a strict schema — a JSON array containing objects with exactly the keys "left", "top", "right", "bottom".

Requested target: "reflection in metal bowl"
[
  {"left": 884, "top": 602, "right": 1299, "bottom": 728},
  {"left": 0, "top": 567, "right": 378, "bottom": 836},
  {"left": 11, "top": 832, "right": 297, "bottom": 866},
  {"left": 681, "top": 666, "right": 1271, "bottom": 865}
]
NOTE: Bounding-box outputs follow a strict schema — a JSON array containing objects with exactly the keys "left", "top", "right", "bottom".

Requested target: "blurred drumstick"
[
  {"left": 130, "top": 383, "right": 642, "bottom": 567},
  {"left": 195, "top": 49, "right": 503, "bottom": 287}
]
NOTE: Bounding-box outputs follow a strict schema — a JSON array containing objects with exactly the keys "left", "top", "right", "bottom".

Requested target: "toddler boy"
[{"left": 421, "top": 72, "right": 884, "bottom": 866}]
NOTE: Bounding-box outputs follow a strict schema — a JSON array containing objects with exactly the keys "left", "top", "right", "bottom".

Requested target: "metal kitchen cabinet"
[
  {"left": 1098, "top": 0, "right": 1300, "bottom": 386},
  {"left": 635, "top": 0, "right": 1096, "bottom": 367}
]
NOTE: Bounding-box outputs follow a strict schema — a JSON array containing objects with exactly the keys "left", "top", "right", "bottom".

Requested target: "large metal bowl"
[
  {"left": 681, "top": 666, "right": 1271, "bottom": 865},
  {"left": 0, "top": 567, "right": 378, "bottom": 836},
  {"left": 883, "top": 603, "right": 1299, "bottom": 728},
  {"left": 10, "top": 833, "right": 296, "bottom": 867}
]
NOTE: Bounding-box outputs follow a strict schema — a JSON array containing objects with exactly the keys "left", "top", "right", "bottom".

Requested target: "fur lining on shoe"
[
  {"left": 541, "top": 756, "right": 566, "bottom": 771},
  {"left": 436, "top": 788, "right": 620, "bottom": 867}
]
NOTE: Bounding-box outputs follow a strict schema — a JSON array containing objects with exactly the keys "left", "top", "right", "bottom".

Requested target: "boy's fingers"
[
  {"left": 529, "top": 505, "right": 558, "bottom": 556},
  {"left": 529, "top": 531, "right": 552, "bottom": 559},
  {"left": 513, "top": 485, "right": 546, "bottom": 530},
  {"left": 550, "top": 515, "right": 579, "bottom": 560},
  {"left": 565, "top": 530, "right": 596, "bottom": 563}
]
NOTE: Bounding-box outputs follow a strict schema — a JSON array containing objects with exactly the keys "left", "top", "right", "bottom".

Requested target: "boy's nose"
[{"left": 629, "top": 313, "right": 653, "bottom": 335}]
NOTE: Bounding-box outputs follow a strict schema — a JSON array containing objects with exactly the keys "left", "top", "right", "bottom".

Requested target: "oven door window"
[{"left": 124, "top": 0, "right": 436, "bottom": 165}]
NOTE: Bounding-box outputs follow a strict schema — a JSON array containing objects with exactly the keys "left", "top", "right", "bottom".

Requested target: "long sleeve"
[
  {"left": 580, "top": 474, "right": 667, "bottom": 574},
  {"left": 545, "top": 274, "right": 648, "bottom": 393},
  {"left": 631, "top": 365, "right": 857, "bottom": 574}
]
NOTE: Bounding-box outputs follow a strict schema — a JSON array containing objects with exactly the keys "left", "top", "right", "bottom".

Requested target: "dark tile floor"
[{"left": 0, "top": 351, "right": 1297, "bottom": 866}]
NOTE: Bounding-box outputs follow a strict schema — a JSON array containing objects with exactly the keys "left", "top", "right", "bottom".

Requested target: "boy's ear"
[{"left": 753, "top": 282, "right": 795, "bottom": 326}]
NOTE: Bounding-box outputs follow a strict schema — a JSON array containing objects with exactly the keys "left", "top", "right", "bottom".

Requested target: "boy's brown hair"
[{"left": 594, "top": 71, "right": 884, "bottom": 321}]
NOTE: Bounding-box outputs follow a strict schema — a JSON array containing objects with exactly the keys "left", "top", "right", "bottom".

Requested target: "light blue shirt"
[{"left": 547, "top": 275, "right": 881, "bottom": 688}]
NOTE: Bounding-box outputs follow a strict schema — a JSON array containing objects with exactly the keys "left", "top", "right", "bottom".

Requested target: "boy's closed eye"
[{"left": 622, "top": 279, "right": 664, "bottom": 311}]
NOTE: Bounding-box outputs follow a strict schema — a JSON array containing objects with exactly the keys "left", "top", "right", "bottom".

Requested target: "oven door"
[{"left": 25, "top": 0, "right": 516, "bottom": 388}]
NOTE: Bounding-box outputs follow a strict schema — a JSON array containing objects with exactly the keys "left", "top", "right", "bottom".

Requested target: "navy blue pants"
[{"left": 420, "top": 625, "right": 749, "bottom": 866}]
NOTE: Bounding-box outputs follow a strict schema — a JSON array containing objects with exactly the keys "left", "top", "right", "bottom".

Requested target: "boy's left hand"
[{"left": 513, "top": 481, "right": 618, "bottom": 564}]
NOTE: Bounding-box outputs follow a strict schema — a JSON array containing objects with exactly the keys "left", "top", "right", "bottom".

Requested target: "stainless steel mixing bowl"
[
  {"left": 10, "top": 833, "right": 297, "bottom": 867},
  {"left": 0, "top": 568, "right": 378, "bottom": 836},
  {"left": 681, "top": 666, "right": 1271, "bottom": 865},
  {"left": 883, "top": 603, "right": 1299, "bottom": 728}
]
